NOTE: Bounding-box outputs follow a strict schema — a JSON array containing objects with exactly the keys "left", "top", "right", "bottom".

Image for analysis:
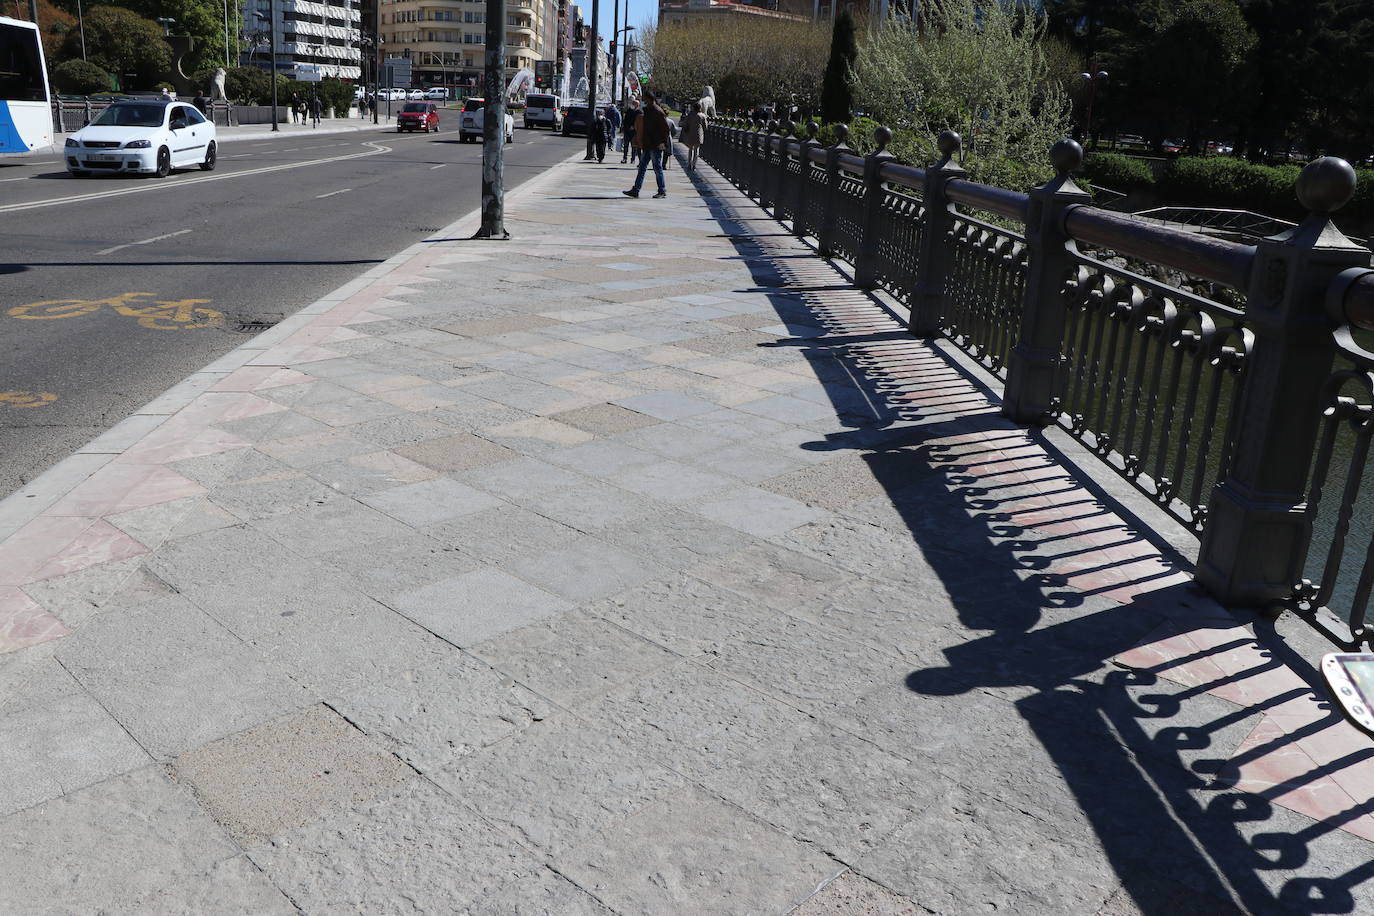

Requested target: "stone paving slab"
[{"left": 0, "top": 146, "right": 1372, "bottom": 915}]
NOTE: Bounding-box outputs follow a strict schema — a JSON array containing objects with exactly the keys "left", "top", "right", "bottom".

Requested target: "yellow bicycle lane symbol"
[
  {"left": 0, "top": 391, "right": 58, "bottom": 409},
  {"left": 7, "top": 292, "right": 224, "bottom": 330}
]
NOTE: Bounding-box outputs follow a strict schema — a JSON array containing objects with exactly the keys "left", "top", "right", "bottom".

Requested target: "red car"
[{"left": 397, "top": 102, "right": 440, "bottom": 133}]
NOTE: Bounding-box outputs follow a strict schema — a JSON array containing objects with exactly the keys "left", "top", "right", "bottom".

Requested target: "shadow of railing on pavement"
[{"left": 680, "top": 159, "right": 1374, "bottom": 915}]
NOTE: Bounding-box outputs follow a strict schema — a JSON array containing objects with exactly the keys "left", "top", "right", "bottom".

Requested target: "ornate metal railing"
[{"left": 703, "top": 118, "right": 1374, "bottom": 648}]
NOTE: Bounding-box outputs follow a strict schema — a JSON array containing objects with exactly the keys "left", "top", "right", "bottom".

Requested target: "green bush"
[
  {"left": 224, "top": 66, "right": 273, "bottom": 105},
  {"left": 1083, "top": 152, "right": 1154, "bottom": 190},
  {"left": 1158, "top": 157, "right": 1299, "bottom": 215},
  {"left": 52, "top": 59, "right": 112, "bottom": 95}
]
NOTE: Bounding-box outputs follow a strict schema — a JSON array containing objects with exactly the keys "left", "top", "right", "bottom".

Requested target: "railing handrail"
[
  {"left": 1064, "top": 204, "right": 1256, "bottom": 291},
  {"left": 945, "top": 178, "right": 1029, "bottom": 223}
]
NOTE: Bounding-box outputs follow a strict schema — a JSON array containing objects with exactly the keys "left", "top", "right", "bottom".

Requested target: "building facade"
[
  {"left": 374, "top": 0, "right": 557, "bottom": 88},
  {"left": 241, "top": 0, "right": 364, "bottom": 80},
  {"left": 657, "top": 0, "right": 809, "bottom": 26}
]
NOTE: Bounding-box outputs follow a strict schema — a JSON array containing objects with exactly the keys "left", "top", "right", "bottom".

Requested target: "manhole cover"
[{"left": 234, "top": 320, "right": 278, "bottom": 333}]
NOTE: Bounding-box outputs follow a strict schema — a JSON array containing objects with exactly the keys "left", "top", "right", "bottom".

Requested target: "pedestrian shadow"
[{"left": 681, "top": 158, "right": 1374, "bottom": 915}]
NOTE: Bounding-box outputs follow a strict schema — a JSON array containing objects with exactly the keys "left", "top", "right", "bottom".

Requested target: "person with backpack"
[{"left": 621, "top": 99, "right": 641, "bottom": 164}]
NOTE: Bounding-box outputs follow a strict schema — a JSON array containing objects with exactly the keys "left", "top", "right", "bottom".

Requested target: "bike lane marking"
[
  {"left": 97, "top": 228, "right": 193, "bottom": 257},
  {"left": 0, "top": 392, "right": 58, "bottom": 409},
  {"left": 6, "top": 293, "right": 225, "bottom": 330},
  {"left": 0, "top": 140, "right": 396, "bottom": 215}
]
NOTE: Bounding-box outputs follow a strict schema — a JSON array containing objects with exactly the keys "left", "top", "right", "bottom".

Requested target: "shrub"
[
  {"left": 1083, "top": 152, "right": 1154, "bottom": 190},
  {"left": 223, "top": 66, "right": 273, "bottom": 104},
  {"left": 52, "top": 59, "right": 111, "bottom": 95},
  {"left": 1158, "top": 156, "right": 1300, "bottom": 216}
]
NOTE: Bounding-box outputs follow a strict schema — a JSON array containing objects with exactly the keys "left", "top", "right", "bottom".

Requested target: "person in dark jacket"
[
  {"left": 605, "top": 103, "right": 621, "bottom": 150},
  {"left": 623, "top": 92, "right": 669, "bottom": 198},
  {"left": 309, "top": 94, "right": 322, "bottom": 127},
  {"left": 591, "top": 110, "right": 613, "bottom": 161},
  {"left": 621, "top": 100, "right": 641, "bottom": 164}
]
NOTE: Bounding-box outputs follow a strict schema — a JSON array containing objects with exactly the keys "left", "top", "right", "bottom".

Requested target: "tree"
[
  {"left": 851, "top": 0, "right": 1072, "bottom": 174},
  {"left": 52, "top": 58, "right": 111, "bottom": 94},
  {"left": 653, "top": 17, "right": 830, "bottom": 115},
  {"left": 107, "top": 0, "right": 241, "bottom": 72},
  {"left": 819, "top": 9, "right": 857, "bottom": 124},
  {"left": 60, "top": 6, "right": 171, "bottom": 89}
]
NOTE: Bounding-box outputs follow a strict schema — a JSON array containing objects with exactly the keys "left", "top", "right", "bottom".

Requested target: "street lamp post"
[
  {"left": 615, "top": 25, "right": 633, "bottom": 106},
  {"left": 582, "top": 0, "right": 598, "bottom": 160},
  {"left": 474, "top": 0, "right": 508, "bottom": 238},
  {"left": 262, "top": 3, "right": 280, "bottom": 131},
  {"left": 1078, "top": 70, "right": 1107, "bottom": 148}
]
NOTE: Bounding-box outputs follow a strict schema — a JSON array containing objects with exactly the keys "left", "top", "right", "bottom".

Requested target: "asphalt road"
[{"left": 0, "top": 111, "right": 579, "bottom": 499}]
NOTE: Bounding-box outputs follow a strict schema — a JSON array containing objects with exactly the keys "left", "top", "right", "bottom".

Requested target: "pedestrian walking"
[
  {"left": 309, "top": 94, "right": 322, "bottom": 128},
  {"left": 623, "top": 91, "right": 669, "bottom": 199},
  {"left": 621, "top": 99, "right": 641, "bottom": 164},
  {"left": 605, "top": 103, "right": 621, "bottom": 151},
  {"left": 590, "top": 109, "right": 612, "bottom": 162},
  {"left": 680, "top": 102, "right": 706, "bottom": 170},
  {"left": 289, "top": 93, "right": 301, "bottom": 124}
]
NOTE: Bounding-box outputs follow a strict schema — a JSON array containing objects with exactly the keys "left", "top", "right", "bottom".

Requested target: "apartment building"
[
  {"left": 377, "top": 0, "right": 557, "bottom": 87},
  {"left": 241, "top": 0, "right": 364, "bottom": 80}
]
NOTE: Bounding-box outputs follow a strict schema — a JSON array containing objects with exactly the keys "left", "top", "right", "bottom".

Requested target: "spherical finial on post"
[
  {"left": 1049, "top": 138, "right": 1084, "bottom": 176},
  {"left": 936, "top": 130, "right": 961, "bottom": 158},
  {"left": 833, "top": 122, "right": 849, "bottom": 145},
  {"left": 807, "top": 120, "right": 819, "bottom": 140},
  {"left": 873, "top": 125, "right": 893, "bottom": 152},
  {"left": 1297, "top": 157, "right": 1357, "bottom": 214},
  {"left": 767, "top": 119, "right": 779, "bottom": 134},
  {"left": 780, "top": 120, "right": 795, "bottom": 137}
]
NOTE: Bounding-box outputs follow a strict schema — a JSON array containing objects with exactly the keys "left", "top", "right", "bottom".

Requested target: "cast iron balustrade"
[{"left": 703, "top": 118, "right": 1374, "bottom": 648}]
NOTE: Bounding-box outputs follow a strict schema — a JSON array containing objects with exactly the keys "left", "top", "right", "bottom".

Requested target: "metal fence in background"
[{"left": 703, "top": 117, "right": 1374, "bottom": 648}]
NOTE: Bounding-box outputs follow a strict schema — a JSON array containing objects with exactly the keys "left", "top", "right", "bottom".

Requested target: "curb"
[{"left": 0, "top": 147, "right": 584, "bottom": 549}]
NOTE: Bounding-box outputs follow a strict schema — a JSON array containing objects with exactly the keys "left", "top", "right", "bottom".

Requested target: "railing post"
[
  {"left": 1002, "top": 139, "right": 1093, "bottom": 422},
  {"left": 854, "top": 126, "right": 896, "bottom": 290},
  {"left": 1196, "top": 159, "right": 1373, "bottom": 606},
  {"left": 817, "top": 123, "right": 850, "bottom": 258},
  {"left": 774, "top": 120, "right": 794, "bottom": 222},
  {"left": 795, "top": 121, "right": 820, "bottom": 238},
  {"left": 909, "top": 130, "right": 967, "bottom": 338},
  {"left": 748, "top": 119, "right": 765, "bottom": 200}
]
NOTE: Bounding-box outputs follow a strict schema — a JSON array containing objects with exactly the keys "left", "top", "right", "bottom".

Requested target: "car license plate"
[{"left": 86, "top": 153, "right": 116, "bottom": 161}]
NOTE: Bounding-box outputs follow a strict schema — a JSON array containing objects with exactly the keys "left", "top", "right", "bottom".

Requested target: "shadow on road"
[{"left": 682, "top": 156, "right": 1374, "bottom": 915}]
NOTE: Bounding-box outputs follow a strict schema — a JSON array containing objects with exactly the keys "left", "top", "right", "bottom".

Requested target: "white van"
[
  {"left": 523, "top": 93, "right": 562, "bottom": 130},
  {"left": 425, "top": 87, "right": 450, "bottom": 100}
]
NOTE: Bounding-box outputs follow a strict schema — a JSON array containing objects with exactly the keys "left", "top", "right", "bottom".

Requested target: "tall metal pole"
[
  {"left": 28, "top": 0, "right": 37, "bottom": 27},
  {"left": 223, "top": 0, "right": 229, "bottom": 68},
  {"left": 582, "top": 0, "right": 598, "bottom": 160},
  {"left": 474, "top": 0, "right": 508, "bottom": 238},
  {"left": 268, "top": 0, "right": 279, "bottom": 131},
  {"left": 610, "top": 0, "right": 619, "bottom": 107},
  {"left": 77, "top": 0, "right": 86, "bottom": 60}
]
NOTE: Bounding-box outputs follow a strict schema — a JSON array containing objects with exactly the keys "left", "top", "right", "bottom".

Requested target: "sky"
[{"left": 582, "top": 0, "right": 658, "bottom": 54}]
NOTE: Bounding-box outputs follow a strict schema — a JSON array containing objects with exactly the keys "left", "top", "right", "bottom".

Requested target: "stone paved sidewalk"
[{"left": 2, "top": 148, "right": 1374, "bottom": 914}]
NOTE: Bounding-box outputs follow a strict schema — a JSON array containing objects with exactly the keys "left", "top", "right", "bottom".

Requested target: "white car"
[
  {"left": 424, "top": 87, "right": 450, "bottom": 100},
  {"left": 65, "top": 100, "right": 216, "bottom": 177},
  {"left": 459, "top": 97, "right": 514, "bottom": 143},
  {"left": 407, "top": 89, "right": 425, "bottom": 100}
]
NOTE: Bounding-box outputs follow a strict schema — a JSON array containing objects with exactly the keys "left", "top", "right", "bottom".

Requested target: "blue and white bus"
[{"left": 0, "top": 16, "right": 51, "bottom": 156}]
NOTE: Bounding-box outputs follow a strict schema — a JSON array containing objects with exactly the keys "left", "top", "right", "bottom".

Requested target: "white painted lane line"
[
  {"left": 430, "top": 163, "right": 446, "bottom": 170},
  {"left": 315, "top": 187, "right": 353, "bottom": 199},
  {"left": 282, "top": 147, "right": 299, "bottom": 152},
  {"left": 97, "top": 228, "right": 192, "bottom": 256},
  {"left": 0, "top": 141, "right": 393, "bottom": 214}
]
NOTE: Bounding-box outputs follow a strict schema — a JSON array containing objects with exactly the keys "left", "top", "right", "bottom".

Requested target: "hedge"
[{"left": 1082, "top": 152, "right": 1154, "bottom": 190}]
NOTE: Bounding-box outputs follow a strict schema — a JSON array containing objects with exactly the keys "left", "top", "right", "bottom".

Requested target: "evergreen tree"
[{"left": 820, "top": 9, "right": 857, "bottom": 125}]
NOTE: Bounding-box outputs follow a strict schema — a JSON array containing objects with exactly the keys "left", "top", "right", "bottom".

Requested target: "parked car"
[
  {"left": 381, "top": 88, "right": 407, "bottom": 101},
  {"left": 424, "top": 87, "right": 450, "bottom": 100},
  {"left": 397, "top": 101, "right": 440, "bottom": 133},
  {"left": 561, "top": 104, "right": 592, "bottom": 136},
  {"left": 65, "top": 100, "right": 216, "bottom": 177},
  {"left": 459, "top": 97, "right": 514, "bottom": 143},
  {"left": 523, "top": 93, "right": 562, "bottom": 130},
  {"left": 406, "top": 89, "right": 425, "bottom": 100}
]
